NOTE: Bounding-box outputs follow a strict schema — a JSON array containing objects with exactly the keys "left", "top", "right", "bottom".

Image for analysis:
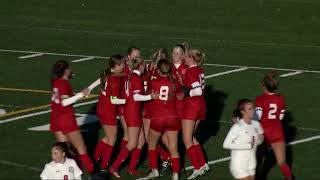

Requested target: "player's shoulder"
[
  {"left": 45, "top": 161, "right": 56, "bottom": 169},
  {"left": 65, "top": 158, "right": 77, "bottom": 166},
  {"left": 251, "top": 120, "right": 261, "bottom": 127}
]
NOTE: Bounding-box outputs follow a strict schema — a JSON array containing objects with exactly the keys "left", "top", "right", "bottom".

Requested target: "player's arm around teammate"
[
  {"left": 94, "top": 55, "right": 126, "bottom": 171},
  {"left": 181, "top": 49, "right": 209, "bottom": 179},
  {"left": 255, "top": 73, "right": 293, "bottom": 180},
  {"left": 223, "top": 99, "right": 264, "bottom": 180},
  {"left": 109, "top": 57, "right": 158, "bottom": 178},
  {"left": 49, "top": 60, "right": 93, "bottom": 174}
]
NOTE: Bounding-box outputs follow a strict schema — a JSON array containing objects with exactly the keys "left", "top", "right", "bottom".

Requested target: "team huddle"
[{"left": 41, "top": 43, "right": 294, "bottom": 180}]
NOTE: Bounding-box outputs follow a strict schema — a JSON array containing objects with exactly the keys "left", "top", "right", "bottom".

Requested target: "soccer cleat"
[
  {"left": 172, "top": 172, "right": 179, "bottom": 180},
  {"left": 136, "top": 169, "right": 160, "bottom": 180},
  {"left": 187, "top": 169, "right": 205, "bottom": 180},
  {"left": 200, "top": 163, "right": 210, "bottom": 173},
  {"left": 159, "top": 160, "right": 172, "bottom": 176},
  {"left": 109, "top": 169, "right": 121, "bottom": 179}
]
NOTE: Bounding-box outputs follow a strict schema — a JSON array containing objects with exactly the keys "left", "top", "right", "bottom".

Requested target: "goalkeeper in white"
[{"left": 223, "top": 99, "right": 264, "bottom": 180}]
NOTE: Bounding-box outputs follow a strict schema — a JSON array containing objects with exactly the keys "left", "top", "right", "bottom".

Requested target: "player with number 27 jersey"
[{"left": 255, "top": 93, "right": 285, "bottom": 144}]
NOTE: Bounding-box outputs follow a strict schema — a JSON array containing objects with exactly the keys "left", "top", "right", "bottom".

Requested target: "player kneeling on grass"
[
  {"left": 138, "top": 59, "right": 183, "bottom": 180},
  {"left": 40, "top": 142, "right": 83, "bottom": 180},
  {"left": 223, "top": 99, "right": 264, "bottom": 180},
  {"left": 50, "top": 60, "right": 94, "bottom": 174}
]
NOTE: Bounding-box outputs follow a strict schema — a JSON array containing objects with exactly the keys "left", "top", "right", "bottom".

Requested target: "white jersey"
[
  {"left": 223, "top": 119, "right": 264, "bottom": 179},
  {"left": 40, "top": 158, "right": 82, "bottom": 180}
]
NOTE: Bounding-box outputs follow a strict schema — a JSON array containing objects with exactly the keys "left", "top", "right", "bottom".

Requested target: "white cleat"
[
  {"left": 136, "top": 169, "right": 160, "bottom": 180},
  {"left": 172, "top": 172, "right": 179, "bottom": 180},
  {"left": 200, "top": 163, "right": 210, "bottom": 173},
  {"left": 187, "top": 168, "right": 205, "bottom": 179}
]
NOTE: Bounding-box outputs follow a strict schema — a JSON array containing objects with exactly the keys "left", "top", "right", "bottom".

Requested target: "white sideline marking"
[
  {"left": 0, "top": 48, "right": 319, "bottom": 73},
  {"left": 185, "top": 135, "right": 320, "bottom": 171},
  {"left": 204, "top": 63, "right": 320, "bottom": 74},
  {"left": 0, "top": 100, "right": 98, "bottom": 125},
  {"left": 71, "top": 57, "right": 95, "bottom": 63},
  {"left": 280, "top": 71, "right": 303, "bottom": 77},
  {"left": 0, "top": 160, "right": 42, "bottom": 172},
  {"left": 18, "top": 53, "right": 43, "bottom": 59},
  {"left": 28, "top": 114, "right": 99, "bottom": 131},
  {"left": 205, "top": 67, "right": 248, "bottom": 79},
  {"left": 0, "top": 49, "right": 107, "bottom": 59}
]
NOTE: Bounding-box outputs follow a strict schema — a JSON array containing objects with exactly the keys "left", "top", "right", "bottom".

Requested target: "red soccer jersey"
[
  {"left": 124, "top": 71, "right": 144, "bottom": 126},
  {"left": 97, "top": 75, "right": 122, "bottom": 125},
  {"left": 255, "top": 93, "right": 286, "bottom": 125},
  {"left": 183, "top": 65, "right": 205, "bottom": 100},
  {"left": 172, "top": 63, "right": 188, "bottom": 86},
  {"left": 150, "top": 76, "right": 181, "bottom": 118},
  {"left": 51, "top": 78, "right": 75, "bottom": 115}
]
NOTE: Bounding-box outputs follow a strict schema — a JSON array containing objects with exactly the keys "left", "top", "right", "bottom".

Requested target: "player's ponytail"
[
  {"left": 100, "top": 54, "right": 125, "bottom": 89},
  {"left": 157, "top": 59, "right": 176, "bottom": 93},
  {"left": 233, "top": 99, "right": 253, "bottom": 119},
  {"left": 51, "top": 60, "right": 69, "bottom": 86},
  {"left": 175, "top": 41, "right": 189, "bottom": 54},
  {"left": 188, "top": 49, "right": 206, "bottom": 66},
  {"left": 262, "top": 72, "right": 279, "bottom": 93}
]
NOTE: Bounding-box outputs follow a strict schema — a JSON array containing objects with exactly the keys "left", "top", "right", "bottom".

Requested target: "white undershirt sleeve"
[
  {"left": 88, "top": 78, "right": 101, "bottom": 91},
  {"left": 189, "top": 87, "right": 203, "bottom": 97},
  {"left": 61, "top": 93, "right": 84, "bottom": 107},
  {"left": 110, "top": 96, "right": 126, "bottom": 105},
  {"left": 223, "top": 125, "right": 252, "bottom": 150},
  {"left": 280, "top": 109, "right": 285, "bottom": 120},
  {"left": 133, "top": 94, "right": 151, "bottom": 101},
  {"left": 255, "top": 107, "right": 263, "bottom": 121}
]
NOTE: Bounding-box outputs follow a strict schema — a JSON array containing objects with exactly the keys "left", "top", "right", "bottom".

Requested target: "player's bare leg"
[
  {"left": 166, "top": 130, "right": 180, "bottom": 180},
  {"left": 271, "top": 143, "right": 292, "bottom": 180},
  {"left": 54, "top": 131, "right": 67, "bottom": 142},
  {"left": 143, "top": 117, "right": 151, "bottom": 140},
  {"left": 66, "top": 131, "right": 94, "bottom": 174},
  {"left": 119, "top": 115, "right": 129, "bottom": 144}
]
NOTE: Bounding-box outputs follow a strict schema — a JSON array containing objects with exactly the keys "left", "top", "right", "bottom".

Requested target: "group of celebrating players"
[{"left": 47, "top": 42, "right": 294, "bottom": 180}]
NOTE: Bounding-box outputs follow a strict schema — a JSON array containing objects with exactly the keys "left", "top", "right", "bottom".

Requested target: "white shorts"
[{"left": 230, "top": 168, "right": 255, "bottom": 179}]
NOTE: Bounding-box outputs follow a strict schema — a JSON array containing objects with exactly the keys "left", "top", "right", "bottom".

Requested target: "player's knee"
[{"left": 126, "top": 141, "right": 138, "bottom": 151}]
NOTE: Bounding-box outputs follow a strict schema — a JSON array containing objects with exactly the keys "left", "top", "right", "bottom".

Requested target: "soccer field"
[{"left": 0, "top": 0, "right": 320, "bottom": 179}]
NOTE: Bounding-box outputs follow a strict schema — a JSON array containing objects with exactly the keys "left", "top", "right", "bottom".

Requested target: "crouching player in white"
[
  {"left": 223, "top": 99, "right": 264, "bottom": 180},
  {"left": 40, "top": 142, "right": 83, "bottom": 180}
]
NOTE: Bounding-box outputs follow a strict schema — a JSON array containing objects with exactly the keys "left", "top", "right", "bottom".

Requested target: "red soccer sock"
[
  {"left": 121, "top": 139, "right": 128, "bottom": 147},
  {"left": 79, "top": 154, "right": 94, "bottom": 174},
  {"left": 280, "top": 163, "right": 292, "bottom": 179},
  {"left": 128, "top": 148, "right": 142, "bottom": 171},
  {"left": 186, "top": 145, "right": 201, "bottom": 170},
  {"left": 109, "top": 146, "right": 130, "bottom": 171},
  {"left": 194, "top": 144, "right": 206, "bottom": 167},
  {"left": 100, "top": 143, "right": 114, "bottom": 169},
  {"left": 171, "top": 157, "right": 180, "bottom": 173},
  {"left": 157, "top": 144, "right": 170, "bottom": 161},
  {"left": 148, "top": 149, "right": 158, "bottom": 170},
  {"left": 94, "top": 140, "right": 104, "bottom": 162}
]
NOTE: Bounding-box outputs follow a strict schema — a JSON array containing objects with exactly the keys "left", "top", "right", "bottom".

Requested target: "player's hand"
[
  {"left": 81, "top": 88, "right": 91, "bottom": 97},
  {"left": 150, "top": 91, "right": 159, "bottom": 99}
]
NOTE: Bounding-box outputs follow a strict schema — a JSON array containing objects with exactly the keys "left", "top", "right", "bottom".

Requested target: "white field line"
[
  {"left": 18, "top": 53, "right": 43, "bottom": 59},
  {"left": 204, "top": 63, "right": 320, "bottom": 74},
  {"left": 0, "top": 49, "right": 107, "bottom": 59},
  {"left": 0, "top": 48, "right": 319, "bottom": 73},
  {"left": 185, "top": 134, "right": 320, "bottom": 171},
  {"left": 205, "top": 67, "right": 249, "bottom": 79},
  {"left": 71, "top": 57, "right": 95, "bottom": 63},
  {"left": 0, "top": 100, "right": 98, "bottom": 125},
  {"left": 280, "top": 71, "right": 303, "bottom": 77}
]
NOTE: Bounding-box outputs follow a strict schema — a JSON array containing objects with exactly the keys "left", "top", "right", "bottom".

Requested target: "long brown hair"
[
  {"left": 100, "top": 54, "right": 125, "bottom": 89},
  {"left": 51, "top": 60, "right": 69, "bottom": 86},
  {"left": 262, "top": 72, "right": 279, "bottom": 93},
  {"left": 174, "top": 41, "right": 189, "bottom": 54},
  {"left": 157, "top": 58, "right": 176, "bottom": 93},
  {"left": 232, "top": 99, "right": 253, "bottom": 119}
]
